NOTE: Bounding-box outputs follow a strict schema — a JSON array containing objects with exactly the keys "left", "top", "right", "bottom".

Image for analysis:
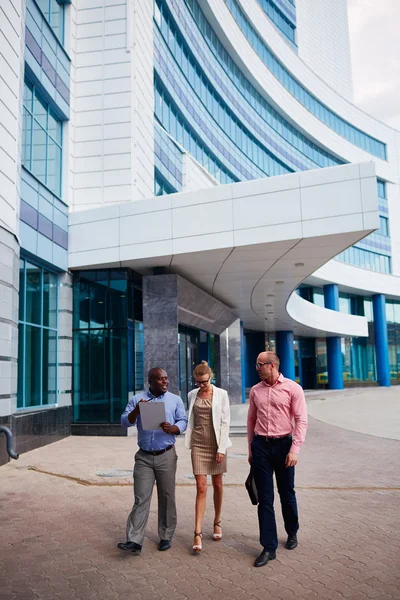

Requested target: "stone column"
[
  {"left": 218, "top": 318, "right": 243, "bottom": 405},
  {"left": 143, "top": 275, "right": 179, "bottom": 394},
  {"left": 0, "top": 228, "right": 20, "bottom": 465}
]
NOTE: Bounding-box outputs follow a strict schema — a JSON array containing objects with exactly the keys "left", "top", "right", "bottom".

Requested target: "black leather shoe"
[
  {"left": 159, "top": 539, "right": 172, "bottom": 551},
  {"left": 254, "top": 549, "right": 276, "bottom": 567},
  {"left": 285, "top": 535, "right": 298, "bottom": 550},
  {"left": 117, "top": 541, "right": 142, "bottom": 555}
]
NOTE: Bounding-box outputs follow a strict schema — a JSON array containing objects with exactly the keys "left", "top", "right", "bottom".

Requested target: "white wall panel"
[
  {"left": 72, "top": 0, "right": 134, "bottom": 211},
  {"left": 296, "top": 0, "right": 353, "bottom": 101},
  {"left": 0, "top": 0, "right": 24, "bottom": 236}
]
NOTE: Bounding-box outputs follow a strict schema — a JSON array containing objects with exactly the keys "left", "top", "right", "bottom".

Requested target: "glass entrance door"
[{"left": 178, "top": 325, "right": 200, "bottom": 407}]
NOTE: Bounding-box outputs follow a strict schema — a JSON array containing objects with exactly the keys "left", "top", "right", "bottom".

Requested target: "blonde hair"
[{"left": 193, "top": 360, "right": 214, "bottom": 380}]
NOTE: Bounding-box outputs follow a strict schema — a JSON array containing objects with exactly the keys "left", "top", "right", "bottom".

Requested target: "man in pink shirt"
[{"left": 247, "top": 351, "right": 308, "bottom": 568}]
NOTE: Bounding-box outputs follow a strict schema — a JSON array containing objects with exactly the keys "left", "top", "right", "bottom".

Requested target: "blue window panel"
[
  {"left": 20, "top": 200, "right": 39, "bottom": 229},
  {"left": 38, "top": 213, "right": 53, "bottom": 239},
  {"left": 41, "top": 36, "right": 57, "bottom": 68},
  {"left": 56, "top": 59, "right": 70, "bottom": 91},
  {"left": 41, "top": 52, "right": 57, "bottom": 86},
  {"left": 53, "top": 224, "right": 68, "bottom": 249},
  {"left": 377, "top": 179, "right": 386, "bottom": 199},
  {"left": 53, "top": 207, "right": 68, "bottom": 231},
  {"left": 39, "top": 182, "right": 55, "bottom": 204},
  {"left": 20, "top": 221, "right": 38, "bottom": 255},
  {"left": 52, "top": 244, "right": 68, "bottom": 271},
  {"left": 25, "top": 26, "right": 42, "bottom": 63},
  {"left": 54, "top": 197, "right": 68, "bottom": 215},
  {"left": 38, "top": 195, "right": 54, "bottom": 220},
  {"left": 18, "top": 256, "right": 59, "bottom": 410},
  {"left": 37, "top": 231, "right": 54, "bottom": 261},
  {"left": 22, "top": 76, "right": 63, "bottom": 197},
  {"left": 21, "top": 176, "right": 39, "bottom": 209}
]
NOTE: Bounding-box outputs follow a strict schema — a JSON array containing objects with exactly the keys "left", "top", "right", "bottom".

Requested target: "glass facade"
[
  {"left": 155, "top": 169, "right": 177, "bottom": 196},
  {"left": 336, "top": 180, "right": 391, "bottom": 274},
  {"left": 22, "top": 78, "right": 63, "bottom": 197},
  {"left": 18, "top": 258, "right": 58, "bottom": 408},
  {"left": 155, "top": 0, "right": 343, "bottom": 191},
  {"left": 72, "top": 270, "right": 144, "bottom": 424},
  {"left": 336, "top": 248, "right": 391, "bottom": 274},
  {"left": 178, "top": 326, "right": 217, "bottom": 406},
  {"left": 256, "top": 0, "right": 297, "bottom": 47},
  {"left": 224, "top": 0, "right": 386, "bottom": 159},
  {"left": 154, "top": 124, "right": 183, "bottom": 192},
  {"left": 35, "top": 0, "right": 65, "bottom": 43},
  {"left": 296, "top": 288, "right": 380, "bottom": 388},
  {"left": 385, "top": 301, "right": 400, "bottom": 384}
]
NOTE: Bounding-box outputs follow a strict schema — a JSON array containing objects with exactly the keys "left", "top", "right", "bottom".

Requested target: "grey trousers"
[{"left": 126, "top": 447, "right": 178, "bottom": 545}]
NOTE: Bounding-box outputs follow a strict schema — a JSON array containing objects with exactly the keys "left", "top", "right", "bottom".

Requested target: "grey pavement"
[
  {"left": 306, "top": 386, "right": 400, "bottom": 440},
  {"left": 1, "top": 389, "right": 400, "bottom": 600}
]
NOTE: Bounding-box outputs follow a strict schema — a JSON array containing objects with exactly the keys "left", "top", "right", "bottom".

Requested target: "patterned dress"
[{"left": 191, "top": 395, "right": 227, "bottom": 475}]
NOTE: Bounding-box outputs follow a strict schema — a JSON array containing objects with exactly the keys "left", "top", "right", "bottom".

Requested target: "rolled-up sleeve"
[
  {"left": 218, "top": 391, "right": 231, "bottom": 455},
  {"left": 174, "top": 397, "right": 188, "bottom": 434},
  {"left": 121, "top": 397, "right": 138, "bottom": 428},
  {"left": 290, "top": 387, "right": 308, "bottom": 455},
  {"left": 247, "top": 388, "right": 257, "bottom": 453}
]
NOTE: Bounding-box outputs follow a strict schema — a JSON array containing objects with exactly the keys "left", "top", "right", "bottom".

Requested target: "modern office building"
[{"left": 1, "top": 0, "right": 400, "bottom": 464}]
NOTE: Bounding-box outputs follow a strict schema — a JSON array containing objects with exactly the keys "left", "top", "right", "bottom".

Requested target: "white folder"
[{"left": 138, "top": 401, "right": 166, "bottom": 431}]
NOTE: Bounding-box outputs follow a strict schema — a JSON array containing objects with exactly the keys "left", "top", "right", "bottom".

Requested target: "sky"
[{"left": 347, "top": 0, "right": 400, "bottom": 131}]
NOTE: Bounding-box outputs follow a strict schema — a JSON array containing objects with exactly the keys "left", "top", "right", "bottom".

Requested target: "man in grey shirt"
[{"left": 118, "top": 367, "right": 188, "bottom": 555}]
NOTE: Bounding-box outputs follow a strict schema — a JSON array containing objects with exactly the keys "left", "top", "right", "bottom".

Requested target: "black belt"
[
  {"left": 140, "top": 444, "right": 174, "bottom": 456},
  {"left": 255, "top": 434, "right": 292, "bottom": 441}
]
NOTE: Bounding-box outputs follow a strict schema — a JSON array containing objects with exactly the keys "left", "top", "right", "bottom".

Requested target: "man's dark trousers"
[{"left": 251, "top": 435, "right": 299, "bottom": 552}]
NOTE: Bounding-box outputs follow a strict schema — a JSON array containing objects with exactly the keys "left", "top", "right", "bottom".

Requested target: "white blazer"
[{"left": 184, "top": 385, "right": 232, "bottom": 455}]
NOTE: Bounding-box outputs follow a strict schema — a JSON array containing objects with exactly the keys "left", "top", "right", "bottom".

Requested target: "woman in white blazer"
[{"left": 185, "top": 361, "right": 232, "bottom": 552}]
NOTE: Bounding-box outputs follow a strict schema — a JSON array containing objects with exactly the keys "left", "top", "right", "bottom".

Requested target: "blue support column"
[
  {"left": 276, "top": 331, "right": 295, "bottom": 381},
  {"left": 372, "top": 294, "right": 390, "bottom": 386},
  {"left": 324, "top": 284, "right": 344, "bottom": 389}
]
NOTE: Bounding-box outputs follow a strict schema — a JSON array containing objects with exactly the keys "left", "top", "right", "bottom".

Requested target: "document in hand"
[{"left": 139, "top": 401, "right": 167, "bottom": 430}]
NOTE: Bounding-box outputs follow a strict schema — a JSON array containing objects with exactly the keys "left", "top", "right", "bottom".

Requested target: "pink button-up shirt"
[{"left": 247, "top": 374, "right": 308, "bottom": 455}]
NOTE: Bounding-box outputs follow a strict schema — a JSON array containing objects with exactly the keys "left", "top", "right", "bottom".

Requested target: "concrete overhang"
[{"left": 69, "top": 162, "right": 379, "bottom": 337}]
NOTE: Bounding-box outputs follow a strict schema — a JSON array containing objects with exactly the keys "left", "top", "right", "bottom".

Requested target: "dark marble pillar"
[
  {"left": 218, "top": 318, "right": 243, "bottom": 405},
  {"left": 143, "top": 275, "right": 179, "bottom": 394}
]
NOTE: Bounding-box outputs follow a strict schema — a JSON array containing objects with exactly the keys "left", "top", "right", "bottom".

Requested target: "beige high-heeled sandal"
[
  {"left": 193, "top": 531, "right": 203, "bottom": 553},
  {"left": 212, "top": 521, "right": 222, "bottom": 541}
]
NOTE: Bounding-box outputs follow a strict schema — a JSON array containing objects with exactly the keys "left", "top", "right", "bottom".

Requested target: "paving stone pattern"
[{"left": 1, "top": 415, "right": 399, "bottom": 600}]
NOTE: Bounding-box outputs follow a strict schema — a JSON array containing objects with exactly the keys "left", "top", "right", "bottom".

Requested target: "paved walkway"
[
  {"left": 1, "top": 393, "right": 400, "bottom": 600},
  {"left": 306, "top": 386, "right": 400, "bottom": 440}
]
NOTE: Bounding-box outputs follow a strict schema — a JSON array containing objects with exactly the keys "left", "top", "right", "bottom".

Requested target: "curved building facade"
[{"left": 1, "top": 0, "right": 399, "bottom": 461}]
